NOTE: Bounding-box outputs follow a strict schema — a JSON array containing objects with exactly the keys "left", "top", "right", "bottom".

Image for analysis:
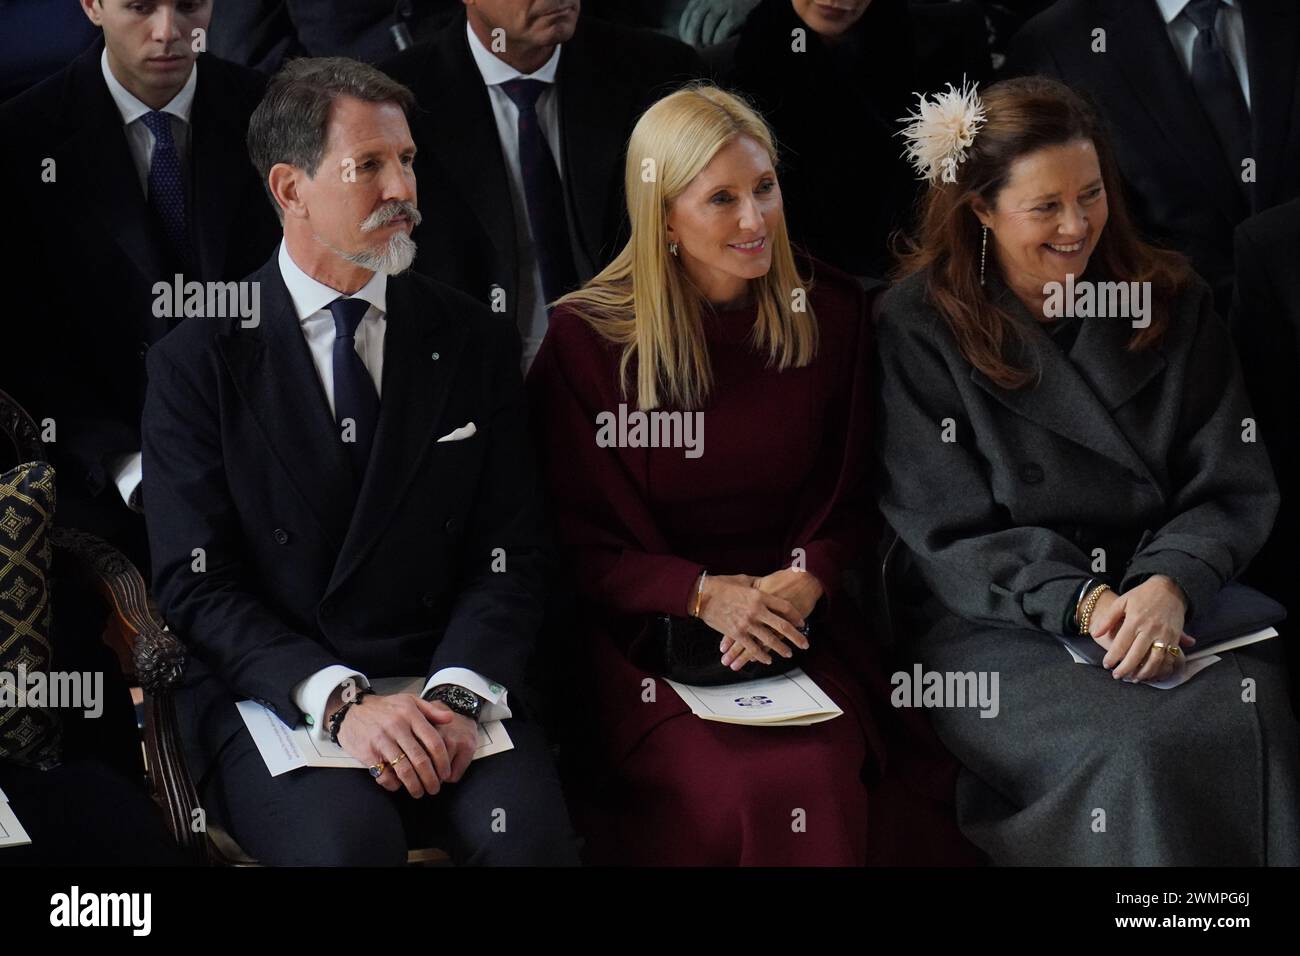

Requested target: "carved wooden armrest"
[
  {"left": 50, "top": 527, "right": 186, "bottom": 693},
  {"left": 50, "top": 528, "right": 208, "bottom": 860}
]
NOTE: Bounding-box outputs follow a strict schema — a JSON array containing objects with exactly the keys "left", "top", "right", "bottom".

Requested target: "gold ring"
[
  {"left": 368, "top": 761, "right": 387, "bottom": 778},
  {"left": 1152, "top": 640, "right": 1169, "bottom": 651},
  {"left": 388, "top": 753, "right": 408, "bottom": 768},
  {"left": 1166, "top": 645, "right": 1183, "bottom": 658}
]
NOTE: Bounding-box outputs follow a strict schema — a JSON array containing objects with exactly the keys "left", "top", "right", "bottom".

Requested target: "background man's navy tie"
[
  {"left": 1184, "top": 0, "right": 1253, "bottom": 207},
  {"left": 139, "top": 110, "right": 195, "bottom": 273},
  {"left": 327, "top": 297, "right": 380, "bottom": 483},
  {"left": 501, "top": 78, "right": 579, "bottom": 304}
]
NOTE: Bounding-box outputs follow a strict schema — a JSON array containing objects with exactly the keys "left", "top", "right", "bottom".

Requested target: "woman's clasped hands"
[
  {"left": 1089, "top": 575, "right": 1197, "bottom": 684},
  {"left": 692, "top": 568, "right": 823, "bottom": 671}
]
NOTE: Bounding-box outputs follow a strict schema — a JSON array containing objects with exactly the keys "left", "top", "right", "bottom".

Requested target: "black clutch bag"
[{"left": 629, "top": 610, "right": 815, "bottom": 686}]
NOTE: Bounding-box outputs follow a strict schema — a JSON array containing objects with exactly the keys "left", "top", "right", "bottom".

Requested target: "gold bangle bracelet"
[
  {"left": 1077, "top": 583, "right": 1112, "bottom": 635},
  {"left": 692, "top": 570, "right": 708, "bottom": 618}
]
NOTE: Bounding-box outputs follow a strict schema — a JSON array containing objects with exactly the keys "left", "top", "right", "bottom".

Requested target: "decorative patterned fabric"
[{"left": 0, "top": 460, "right": 61, "bottom": 769}]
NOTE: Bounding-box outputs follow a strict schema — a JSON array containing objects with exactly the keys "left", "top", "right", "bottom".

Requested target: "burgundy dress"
[{"left": 527, "top": 262, "right": 971, "bottom": 866}]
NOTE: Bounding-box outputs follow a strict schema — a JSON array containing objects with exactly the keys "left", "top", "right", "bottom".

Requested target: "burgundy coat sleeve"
[
  {"left": 783, "top": 279, "right": 875, "bottom": 597},
  {"left": 527, "top": 309, "right": 706, "bottom": 619}
]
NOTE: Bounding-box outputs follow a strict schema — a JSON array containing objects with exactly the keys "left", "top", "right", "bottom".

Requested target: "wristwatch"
[{"left": 423, "top": 683, "right": 482, "bottom": 721}]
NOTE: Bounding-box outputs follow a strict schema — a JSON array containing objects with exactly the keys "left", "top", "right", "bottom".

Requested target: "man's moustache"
[{"left": 362, "top": 205, "right": 421, "bottom": 230}]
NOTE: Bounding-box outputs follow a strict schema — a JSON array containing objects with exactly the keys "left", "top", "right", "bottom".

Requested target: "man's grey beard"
[
  {"left": 316, "top": 202, "right": 422, "bottom": 275},
  {"left": 344, "top": 229, "right": 417, "bottom": 275}
]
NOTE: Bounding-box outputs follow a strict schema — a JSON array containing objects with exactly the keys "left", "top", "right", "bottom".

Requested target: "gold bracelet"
[
  {"left": 1077, "top": 583, "right": 1111, "bottom": 635},
  {"left": 692, "top": 570, "right": 708, "bottom": 618}
]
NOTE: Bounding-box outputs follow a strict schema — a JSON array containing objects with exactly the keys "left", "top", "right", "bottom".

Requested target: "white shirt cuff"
[
  {"left": 422, "top": 668, "right": 512, "bottom": 723},
  {"left": 109, "top": 451, "right": 143, "bottom": 511},
  {"left": 292, "top": 665, "right": 370, "bottom": 743}
]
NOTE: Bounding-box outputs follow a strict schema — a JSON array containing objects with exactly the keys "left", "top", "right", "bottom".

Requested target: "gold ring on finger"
[
  {"left": 1166, "top": 645, "right": 1182, "bottom": 657},
  {"left": 368, "top": 761, "right": 387, "bottom": 778},
  {"left": 1152, "top": 640, "right": 1169, "bottom": 651},
  {"left": 388, "top": 752, "right": 408, "bottom": 768}
]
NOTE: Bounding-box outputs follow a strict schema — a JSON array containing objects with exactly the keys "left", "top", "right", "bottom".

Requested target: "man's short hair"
[{"left": 247, "top": 57, "right": 416, "bottom": 218}]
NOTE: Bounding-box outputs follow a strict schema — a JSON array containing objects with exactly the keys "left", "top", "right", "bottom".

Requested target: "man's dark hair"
[{"left": 247, "top": 57, "right": 416, "bottom": 218}]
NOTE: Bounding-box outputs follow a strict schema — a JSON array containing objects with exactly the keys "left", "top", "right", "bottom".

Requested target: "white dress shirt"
[
  {"left": 464, "top": 20, "right": 578, "bottom": 370},
  {"left": 277, "top": 239, "right": 387, "bottom": 409},
  {"left": 100, "top": 47, "right": 197, "bottom": 195},
  {"left": 1155, "top": 0, "right": 1251, "bottom": 109},
  {"left": 102, "top": 49, "right": 198, "bottom": 510},
  {"left": 275, "top": 241, "right": 512, "bottom": 739}
]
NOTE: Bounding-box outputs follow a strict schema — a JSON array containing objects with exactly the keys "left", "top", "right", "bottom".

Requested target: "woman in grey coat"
[{"left": 876, "top": 76, "right": 1300, "bottom": 866}]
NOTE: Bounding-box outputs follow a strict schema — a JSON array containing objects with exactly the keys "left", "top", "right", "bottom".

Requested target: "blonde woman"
[{"left": 527, "top": 85, "right": 930, "bottom": 865}]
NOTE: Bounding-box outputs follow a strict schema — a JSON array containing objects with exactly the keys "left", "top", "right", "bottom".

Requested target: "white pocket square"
[{"left": 436, "top": 422, "right": 477, "bottom": 443}]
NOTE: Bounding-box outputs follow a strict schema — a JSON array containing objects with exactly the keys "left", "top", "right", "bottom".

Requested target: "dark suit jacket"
[
  {"left": 876, "top": 267, "right": 1278, "bottom": 640},
  {"left": 380, "top": 13, "right": 704, "bottom": 333},
  {"left": 142, "top": 253, "right": 551, "bottom": 783},
  {"left": 1004, "top": 0, "right": 1300, "bottom": 313},
  {"left": 0, "top": 39, "right": 280, "bottom": 561},
  {"left": 1230, "top": 197, "right": 1300, "bottom": 623},
  {"left": 207, "top": 0, "right": 461, "bottom": 73}
]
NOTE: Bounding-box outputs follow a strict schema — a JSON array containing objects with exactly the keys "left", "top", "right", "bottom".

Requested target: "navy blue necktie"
[
  {"left": 500, "top": 78, "right": 579, "bottom": 304},
  {"left": 139, "top": 110, "right": 194, "bottom": 272},
  {"left": 1184, "top": 0, "right": 1252, "bottom": 204},
  {"left": 327, "top": 297, "right": 381, "bottom": 483}
]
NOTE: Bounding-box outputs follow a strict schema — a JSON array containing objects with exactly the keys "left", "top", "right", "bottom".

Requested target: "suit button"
[
  {"left": 1019, "top": 463, "right": 1044, "bottom": 484},
  {"left": 444, "top": 518, "right": 456, "bottom": 533},
  {"left": 273, "top": 528, "right": 289, "bottom": 545},
  {"left": 137, "top": 340, "right": 150, "bottom": 360}
]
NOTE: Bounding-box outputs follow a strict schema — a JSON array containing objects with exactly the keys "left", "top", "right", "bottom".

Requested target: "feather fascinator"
[{"left": 897, "top": 79, "right": 987, "bottom": 185}]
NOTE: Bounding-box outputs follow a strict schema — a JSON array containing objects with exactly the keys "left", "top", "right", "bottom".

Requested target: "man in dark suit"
[
  {"left": 142, "top": 56, "right": 578, "bottom": 865},
  {"left": 0, "top": 0, "right": 280, "bottom": 570},
  {"left": 1005, "top": 0, "right": 1300, "bottom": 313},
  {"left": 381, "top": 0, "right": 703, "bottom": 366},
  {"left": 206, "top": 0, "right": 464, "bottom": 74},
  {"left": 1230, "top": 196, "right": 1300, "bottom": 708}
]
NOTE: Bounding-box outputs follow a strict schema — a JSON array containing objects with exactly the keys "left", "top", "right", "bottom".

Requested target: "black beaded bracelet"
[
  {"left": 326, "top": 689, "right": 369, "bottom": 744},
  {"left": 1067, "top": 577, "right": 1098, "bottom": 634}
]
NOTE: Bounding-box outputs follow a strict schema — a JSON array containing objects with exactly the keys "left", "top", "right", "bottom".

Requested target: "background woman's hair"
[
  {"left": 893, "top": 75, "right": 1189, "bottom": 389},
  {"left": 555, "top": 83, "right": 816, "bottom": 411}
]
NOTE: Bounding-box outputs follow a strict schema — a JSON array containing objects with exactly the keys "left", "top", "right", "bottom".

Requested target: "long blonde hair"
[{"left": 555, "top": 84, "right": 816, "bottom": 410}]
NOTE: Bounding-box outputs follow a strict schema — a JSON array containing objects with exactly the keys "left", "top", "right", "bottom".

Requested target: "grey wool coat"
[{"left": 874, "top": 267, "right": 1300, "bottom": 866}]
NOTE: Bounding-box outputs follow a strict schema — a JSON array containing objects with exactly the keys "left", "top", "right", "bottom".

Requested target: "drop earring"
[
  {"left": 979, "top": 225, "right": 988, "bottom": 287},
  {"left": 669, "top": 241, "right": 679, "bottom": 257}
]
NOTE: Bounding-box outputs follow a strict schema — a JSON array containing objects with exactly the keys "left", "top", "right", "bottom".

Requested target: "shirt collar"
[
  {"left": 1155, "top": 0, "right": 1237, "bottom": 25},
  {"left": 278, "top": 239, "right": 388, "bottom": 323},
  {"left": 100, "top": 47, "right": 197, "bottom": 126},
  {"left": 464, "top": 17, "right": 562, "bottom": 87}
]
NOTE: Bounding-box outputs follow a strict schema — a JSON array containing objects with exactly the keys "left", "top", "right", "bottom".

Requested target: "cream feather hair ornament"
[{"left": 897, "top": 79, "right": 988, "bottom": 185}]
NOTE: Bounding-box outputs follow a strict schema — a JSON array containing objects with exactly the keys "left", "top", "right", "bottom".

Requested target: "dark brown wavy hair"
[{"left": 893, "top": 75, "right": 1190, "bottom": 388}]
